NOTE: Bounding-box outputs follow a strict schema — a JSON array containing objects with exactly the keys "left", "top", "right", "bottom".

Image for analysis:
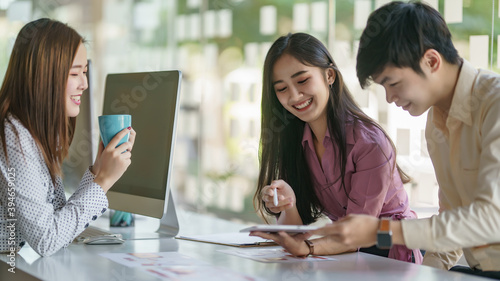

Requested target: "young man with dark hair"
[{"left": 310, "top": 1, "right": 500, "bottom": 279}]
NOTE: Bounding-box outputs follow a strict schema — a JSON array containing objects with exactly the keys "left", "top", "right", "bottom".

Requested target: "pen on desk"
[{"left": 273, "top": 188, "right": 279, "bottom": 206}]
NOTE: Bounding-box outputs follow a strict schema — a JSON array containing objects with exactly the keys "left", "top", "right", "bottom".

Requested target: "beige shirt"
[{"left": 402, "top": 60, "right": 500, "bottom": 271}]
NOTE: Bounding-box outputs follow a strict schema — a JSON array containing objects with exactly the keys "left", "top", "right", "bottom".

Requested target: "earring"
[{"left": 329, "top": 83, "right": 333, "bottom": 89}]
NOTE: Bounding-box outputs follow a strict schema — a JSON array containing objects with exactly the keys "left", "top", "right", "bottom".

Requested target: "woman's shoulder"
[
  {"left": 347, "top": 119, "right": 388, "bottom": 145},
  {"left": 4, "top": 115, "right": 31, "bottom": 139},
  {"left": 2, "top": 115, "right": 39, "bottom": 156},
  {"left": 346, "top": 119, "right": 396, "bottom": 160}
]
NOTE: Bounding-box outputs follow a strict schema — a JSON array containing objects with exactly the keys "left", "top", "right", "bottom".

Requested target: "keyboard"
[{"left": 74, "top": 226, "right": 123, "bottom": 244}]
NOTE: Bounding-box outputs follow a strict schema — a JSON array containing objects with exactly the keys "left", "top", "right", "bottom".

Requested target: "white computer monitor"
[{"left": 101, "top": 70, "right": 182, "bottom": 237}]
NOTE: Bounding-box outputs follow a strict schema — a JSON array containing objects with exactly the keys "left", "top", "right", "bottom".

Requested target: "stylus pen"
[{"left": 273, "top": 188, "right": 279, "bottom": 206}]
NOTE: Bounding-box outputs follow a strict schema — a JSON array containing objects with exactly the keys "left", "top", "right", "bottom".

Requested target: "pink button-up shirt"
[{"left": 302, "top": 120, "right": 422, "bottom": 263}]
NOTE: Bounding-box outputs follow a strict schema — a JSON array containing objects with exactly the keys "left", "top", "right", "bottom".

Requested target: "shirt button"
[
  {"left": 92, "top": 215, "right": 98, "bottom": 221},
  {"left": 101, "top": 208, "right": 107, "bottom": 214},
  {"left": 84, "top": 223, "right": 89, "bottom": 228}
]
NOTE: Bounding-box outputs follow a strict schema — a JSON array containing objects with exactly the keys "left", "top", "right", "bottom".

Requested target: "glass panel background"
[{"left": 1, "top": 0, "right": 498, "bottom": 222}]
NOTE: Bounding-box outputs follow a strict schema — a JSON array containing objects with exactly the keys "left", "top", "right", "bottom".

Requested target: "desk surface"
[{"left": 0, "top": 210, "right": 488, "bottom": 281}]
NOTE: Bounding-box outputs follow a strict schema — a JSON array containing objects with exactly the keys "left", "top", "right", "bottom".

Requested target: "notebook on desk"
[{"left": 176, "top": 232, "right": 277, "bottom": 247}]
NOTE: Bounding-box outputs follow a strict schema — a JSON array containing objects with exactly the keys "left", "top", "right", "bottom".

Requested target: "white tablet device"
[{"left": 240, "top": 225, "right": 319, "bottom": 233}]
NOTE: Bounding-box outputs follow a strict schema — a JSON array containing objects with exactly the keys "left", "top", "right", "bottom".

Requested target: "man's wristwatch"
[{"left": 376, "top": 217, "right": 392, "bottom": 249}]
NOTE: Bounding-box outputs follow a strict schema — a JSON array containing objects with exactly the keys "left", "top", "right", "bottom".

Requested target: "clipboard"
[{"left": 175, "top": 232, "right": 277, "bottom": 247}]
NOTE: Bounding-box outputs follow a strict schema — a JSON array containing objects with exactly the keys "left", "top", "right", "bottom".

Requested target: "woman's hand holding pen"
[
  {"left": 93, "top": 127, "right": 136, "bottom": 192},
  {"left": 261, "top": 180, "right": 296, "bottom": 213}
]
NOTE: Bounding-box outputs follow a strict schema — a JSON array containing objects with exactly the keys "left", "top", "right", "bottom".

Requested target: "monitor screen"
[{"left": 102, "top": 71, "right": 181, "bottom": 220}]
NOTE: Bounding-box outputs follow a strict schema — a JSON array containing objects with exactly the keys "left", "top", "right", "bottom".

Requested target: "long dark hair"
[
  {"left": 254, "top": 33, "right": 410, "bottom": 225},
  {"left": 0, "top": 18, "right": 83, "bottom": 183}
]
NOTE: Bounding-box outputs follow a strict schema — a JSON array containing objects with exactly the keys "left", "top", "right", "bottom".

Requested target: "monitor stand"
[
  {"left": 105, "top": 189, "right": 180, "bottom": 240},
  {"left": 156, "top": 189, "right": 179, "bottom": 237}
]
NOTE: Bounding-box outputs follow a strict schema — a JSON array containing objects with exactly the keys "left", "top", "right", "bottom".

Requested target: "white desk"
[{"left": 0, "top": 210, "right": 489, "bottom": 281}]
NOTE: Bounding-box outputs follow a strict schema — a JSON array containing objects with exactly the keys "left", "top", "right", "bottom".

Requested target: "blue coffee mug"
[{"left": 98, "top": 115, "right": 131, "bottom": 148}]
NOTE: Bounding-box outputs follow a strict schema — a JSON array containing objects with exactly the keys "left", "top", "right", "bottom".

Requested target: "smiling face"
[
  {"left": 372, "top": 57, "right": 440, "bottom": 116},
  {"left": 272, "top": 54, "right": 334, "bottom": 128},
  {"left": 65, "top": 43, "right": 88, "bottom": 117}
]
